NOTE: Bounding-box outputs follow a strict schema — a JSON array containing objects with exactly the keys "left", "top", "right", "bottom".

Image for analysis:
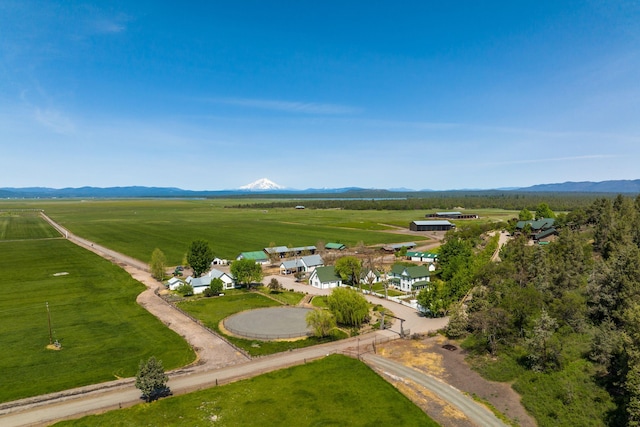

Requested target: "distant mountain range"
[{"left": 1, "top": 179, "right": 639, "bottom": 199}]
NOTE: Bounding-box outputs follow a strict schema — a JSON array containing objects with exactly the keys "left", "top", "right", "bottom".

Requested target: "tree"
[
  {"left": 306, "top": 309, "right": 336, "bottom": 337},
  {"left": 149, "top": 248, "right": 167, "bottom": 280},
  {"left": 230, "top": 258, "right": 263, "bottom": 286},
  {"left": 135, "top": 356, "right": 169, "bottom": 402},
  {"left": 526, "top": 310, "right": 560, "bottom": 372},
  {"left": 327, "top": 287, "right": 369, "bottom": 327},
  {"left": 535, "top": 202, "right": 555, "bottom": 219},
  {"left": 209, "top": 278, "right": 224, "bottom": 295},
  {"left": 445, "top": 303, "right": 469, "bottom": 338},
  {"left": 175, "top": 283, "right": 194, "bottom": 297},
  {"left": 334, "top": 256, "right": 362, "bottom": 287},
  {"left": 187, "top": 240, "right": 214, "bottom": 277},
  {"left": 268, "top": 277, "right": 283, "bottom": 292},
  {"left": 417, "top": 282, "right": 447, "bottom": 318},
  {"left": 518, "top": 208, "right": 534, "bottom": 221}
]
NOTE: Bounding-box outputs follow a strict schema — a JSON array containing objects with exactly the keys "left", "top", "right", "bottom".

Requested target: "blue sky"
[{"left": 1, "top": 1, "right": 639, "bottom": 190}]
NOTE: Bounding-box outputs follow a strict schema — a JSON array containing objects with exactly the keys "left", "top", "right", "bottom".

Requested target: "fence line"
[
  {"left": 222, "top": 321, "right": 312, "bottom": 340},
  {"left": 155, "top": 288, "right": 252, "bottom": 359}
]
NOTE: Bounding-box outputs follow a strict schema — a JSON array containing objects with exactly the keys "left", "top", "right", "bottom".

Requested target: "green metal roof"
[
  {"left": 390, "top": 264, "right": 431, "bottom": 279},
  {"left": 313, "top": 266, "right": 342, "bottom": 283},
  {"left": 406, "top": 251, "right": 438, "bottom": 259},
  {"left": 325, "top": 242, "right": 346, "bottom": 250},
  {"left": 239, "top": 251, "right": 268, "bottom": 261}
]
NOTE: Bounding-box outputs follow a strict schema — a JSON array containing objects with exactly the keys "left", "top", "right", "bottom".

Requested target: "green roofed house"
[
  {"left": 515, "top": 218, "right": 557, "bottom": 242},
  {"left": 236, "top": 251, "right": 269, "bottom": 265},
  {"left": 388, "top": 264, "right": 431, "bottom": 293},
  {"left": 325, "top": 242, "right": 346, "bottom": 251},
  {"left": 309, "top": 266, "right": 343, "bottom": 289}
]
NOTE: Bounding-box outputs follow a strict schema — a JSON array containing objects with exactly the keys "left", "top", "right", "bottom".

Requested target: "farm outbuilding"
[
  {"left": 426, "top": 212, "right": 479, "bottom": 219},
  {"left": 410, "top": 220, "right": 455, "bottom": 231}
]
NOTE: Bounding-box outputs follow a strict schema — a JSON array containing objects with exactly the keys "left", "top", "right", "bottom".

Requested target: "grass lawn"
[
  {"left": 257, "top": 287, "right": 305, "bottom": 305},
  {"left": 55, "top": 354, "right": 439, "bottom": 427},
  {"left": 178, "top": 290, "right": 346, "bottom": 356},
  {"left": 0, "top": 239, "right": 194, "bottom": 403},
  {"left": 370, "top": 282, "right": 406, "bottom": 297}
]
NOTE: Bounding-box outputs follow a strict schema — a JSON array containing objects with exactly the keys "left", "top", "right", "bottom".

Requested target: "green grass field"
[
  {"left": 0, "top": 211, "right": 61, "bottom": 240},
  {"left": 0, "top": 239, "right": 194, "bottom": 403},
  {"left": 177, "top": 290, "right": 344, "bottom": 356},
  {"left": 0, "top": 199, "right": 441, "bottom": 264},
  {"left": 55, "top": 354, "right": 439, "bottom": 427}
]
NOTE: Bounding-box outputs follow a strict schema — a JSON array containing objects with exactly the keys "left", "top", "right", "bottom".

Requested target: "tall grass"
[
  {"left": 0, "top": 239, "right": 194, "bottom": 403},
  {"left": 55, "top": 355, "right": 439, "bottom": 426}
]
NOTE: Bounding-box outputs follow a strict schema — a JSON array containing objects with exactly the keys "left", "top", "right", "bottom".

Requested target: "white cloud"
[
  {"left": 34, "top": 108, "right": 75, "bottom": 134},
  {"left": 209, "top": 97, "right": 362, "bottom": 115}
]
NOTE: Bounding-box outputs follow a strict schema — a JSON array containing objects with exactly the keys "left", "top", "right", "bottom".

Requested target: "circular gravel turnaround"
[{"left": 223, "top": 306, "right": 314, "bottom": 340}]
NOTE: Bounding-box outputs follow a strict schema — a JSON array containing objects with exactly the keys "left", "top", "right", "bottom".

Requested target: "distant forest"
[{"left": 226, "top": 191, "right": 620, "bottom": 211}]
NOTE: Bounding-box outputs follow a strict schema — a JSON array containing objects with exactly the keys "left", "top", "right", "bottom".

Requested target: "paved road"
[
  {"left": 363, "top": 354, "right": 508, "bottom": 427},
  {"left": 0, "top": 213, "right": 448, "bottom": 426}
]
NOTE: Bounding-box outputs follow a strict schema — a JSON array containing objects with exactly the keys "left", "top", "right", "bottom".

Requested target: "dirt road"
[
  {"left": 364, "top": 354, "right": 508, "bottom": 427},
  {"left": 0, "top": 213, "right": 505, "bottom": 427}
]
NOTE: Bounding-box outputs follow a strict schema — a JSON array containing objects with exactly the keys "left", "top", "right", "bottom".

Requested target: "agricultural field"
[
  {"left": 0, "top": 237, "right": 194, "bottom": 403},
  {"left": 0, "top": 211, "right": 61, "bottom": 240},
  {"left": 0, "top": 199, "right": 516, "bottom": 265},
  {"left": 55, "top": 354, "right": 439, "bottom": 426}
]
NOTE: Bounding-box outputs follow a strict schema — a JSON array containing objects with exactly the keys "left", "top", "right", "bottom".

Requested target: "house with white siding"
[
  {"left": 279, "top": 254, "right": 324, "bottom": 275},
  {"left": 309, "top": 266, "right": 343, "bottom": 289},
  {"left": 388, "top": 264, "right": 431, "bottom": 293},
  {"left": 185, "top": 268, "right": 236, "bottom": 293}
]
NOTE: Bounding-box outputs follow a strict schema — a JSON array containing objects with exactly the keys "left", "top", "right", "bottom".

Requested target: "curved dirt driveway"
[
  {"left": 39, "top": 212, "right": 250, "bottom": 371},
  {"left": 0, "top": 213, "right": 507, "bottom": 427}
]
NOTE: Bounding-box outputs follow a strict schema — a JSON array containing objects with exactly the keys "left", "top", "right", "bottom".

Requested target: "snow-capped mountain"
[{"left": 239, "top": 178, "right": 285, "bottom": 191}]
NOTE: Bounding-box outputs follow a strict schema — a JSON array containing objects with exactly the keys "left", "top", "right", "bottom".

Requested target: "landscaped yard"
[
  {"left": 54, "top": 354, "right": 439, "bottom": 426},
  {"left": 177, "top": 290, "right": 346, "bottom": 356},
  {"left": 0, "top": 239, "right": 194, "bottom": 403}
]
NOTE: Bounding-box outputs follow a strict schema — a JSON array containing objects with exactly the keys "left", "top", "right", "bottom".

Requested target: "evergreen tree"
[{"left": 135, "top": 356, "right": 169, "bottom": 402}]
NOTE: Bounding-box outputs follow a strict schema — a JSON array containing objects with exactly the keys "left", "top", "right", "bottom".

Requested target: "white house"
[
  {"left": 360, "top": 269, "right": 382, "bottom": 284},
  {"left": 280, "top": 254, "right": 324, "bottom": 275},
  {"left": 166, "top": 277, "right": 185, "bottom": 290},
  {"left": 388, "top": 264, "right": 431, "bottom": 293},
  {"left": 185, "top": 268, "right": 236, "bottom": 293},
  {"left": 309, "top": 266, "right": 342, "bottom": 289}
]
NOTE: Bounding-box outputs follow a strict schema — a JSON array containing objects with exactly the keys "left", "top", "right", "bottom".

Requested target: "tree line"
[
  {"left": 225, "top": 191, "right": 616, "bottom": 212},
  {"left": 434, "top": 195, "right": 640, "bottom": 426}
]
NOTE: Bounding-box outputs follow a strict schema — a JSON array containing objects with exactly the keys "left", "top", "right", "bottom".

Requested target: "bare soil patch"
[{"left": 378, "top": 336, "right": 536, "bottom": 427}]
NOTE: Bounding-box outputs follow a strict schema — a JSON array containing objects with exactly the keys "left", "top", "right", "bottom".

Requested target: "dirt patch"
[{"left": 377, "top": 336, "right": 537, "bottom": 427}]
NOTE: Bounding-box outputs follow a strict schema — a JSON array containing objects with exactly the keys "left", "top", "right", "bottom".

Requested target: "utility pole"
[{"left": 46, "top": 302, "right": 53, "bottom": 345}]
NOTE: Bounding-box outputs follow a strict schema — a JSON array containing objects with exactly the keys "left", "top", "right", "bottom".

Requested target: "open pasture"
[
  {"left": 4, "top": 199, "right": 436, "bottom": 264},
  {"left": 55, "top": 354, "right": 438, "bottom": 426},
  {"left": 0, "top": 238, "right": 194, "bottom": 403},
  {"left": 177, "top": 290, "right": 341, "bottom": 356},
  {"left": 0, "top": 210, "right": 61, "bottom": 240},
  {"left": 0, "top": 200, "right": 517, "bottom": 265}
]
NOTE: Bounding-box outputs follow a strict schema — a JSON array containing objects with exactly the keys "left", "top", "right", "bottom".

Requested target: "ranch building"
[
  {"left": 410, "top": 220, "right": 455, "bottom": 231},
  {"left": 426, "top": 211, "right": 479, "bottom": 219}
]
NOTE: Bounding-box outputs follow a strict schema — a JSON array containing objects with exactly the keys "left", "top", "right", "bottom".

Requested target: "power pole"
[{"left": 46, "top": 302, "right": 53, "bottom": 345}]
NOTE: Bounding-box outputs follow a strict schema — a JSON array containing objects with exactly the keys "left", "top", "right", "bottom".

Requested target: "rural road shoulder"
[
  {"left": 363, "top": 354, "right": 508, "bottom": 427},
  {"left": 0, "top": 213, "right": 453, "bottom": 426}
]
